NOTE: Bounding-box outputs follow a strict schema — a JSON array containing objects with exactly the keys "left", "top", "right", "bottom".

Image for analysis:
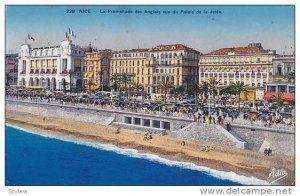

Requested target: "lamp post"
[{"left": 208, "top": 93, "right": 211, "bottom": 116}]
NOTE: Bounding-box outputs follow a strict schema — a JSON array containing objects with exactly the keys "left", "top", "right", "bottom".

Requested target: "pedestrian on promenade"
[{"left": 226, "top": 122, "right": 231, "bottom": 131}]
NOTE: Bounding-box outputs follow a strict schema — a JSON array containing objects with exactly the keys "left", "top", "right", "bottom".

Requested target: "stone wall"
[
  {"left": 175, "top": 122, "right": 245, "bottom": 148},
  {"left": 229, "top": 125, "right": 294, "bottom": 156},
  {"left": 6, "top": 100, "right": 115, "bottom": 126}
]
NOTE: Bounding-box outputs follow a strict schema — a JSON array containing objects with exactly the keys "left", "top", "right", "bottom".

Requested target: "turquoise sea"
[{"left": 6, "top": 125, "right": 262, "bottom": 186}]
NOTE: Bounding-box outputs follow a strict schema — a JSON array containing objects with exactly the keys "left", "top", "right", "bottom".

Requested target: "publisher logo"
[{"left": 268, "top": 168, "right": 288, "bottom": 185}]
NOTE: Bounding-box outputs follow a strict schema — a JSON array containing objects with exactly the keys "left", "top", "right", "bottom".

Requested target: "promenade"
[{"left": 5, "top": 95, "right": 295, "bottom": 133}]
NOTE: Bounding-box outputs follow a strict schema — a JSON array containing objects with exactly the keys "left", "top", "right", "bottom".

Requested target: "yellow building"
[
  {"left": 239, "top": 87, "right": 265, "bottom": 101},
  {"left": 110, "top": 44, "right": 200, "bottom": 94},
  {"left": 199, "top": 43, "right": 276, "bottom": 87},
  {"left": 111, "top": 48, "right": 154, "bottom": 93},
  {"left": 84, "top": 47, "right": 112, "bottom": 87}
]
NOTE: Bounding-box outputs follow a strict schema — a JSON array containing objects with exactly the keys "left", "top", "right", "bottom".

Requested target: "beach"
[{"left": 6, "top": 109, "right": 295, "bottom": 185}]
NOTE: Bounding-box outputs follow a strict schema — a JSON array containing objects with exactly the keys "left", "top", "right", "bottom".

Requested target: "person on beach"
[
  {"left": 115, "top": 128, "right": 120, "bottom": 134},
  {"left": 180, "top": 141, "right": 186, "bottom": 146}
]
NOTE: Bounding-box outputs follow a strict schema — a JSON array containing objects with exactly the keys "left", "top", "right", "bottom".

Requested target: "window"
[
  {"left": 288, "top": 86, "right": 295, "bottom": 93},
  {"left": 278, "top": 85, "right": 287, "bottom": 93}
]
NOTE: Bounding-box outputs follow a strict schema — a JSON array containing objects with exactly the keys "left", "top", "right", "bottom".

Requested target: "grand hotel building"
[
  {"left": 199, "top": 43, "right": 276, "bottom": 87},
  {"left": 110, "top": 44, "right": 200, "bottom": 94},
  {"left": 84, "top": 47, "right": 112, "bottom": 86},
  {"left": 18, "top": 39, "right": 86, "bottom": 90}
]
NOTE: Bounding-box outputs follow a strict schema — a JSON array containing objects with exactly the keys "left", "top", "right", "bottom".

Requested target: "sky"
[{"left": 5, "top": 5, "right": 295, "bottom": 54}]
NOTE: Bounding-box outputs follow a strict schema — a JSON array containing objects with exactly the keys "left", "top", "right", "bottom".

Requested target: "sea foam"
[{"left": 6, "top": 123, "right": 269, "bottom": 185}]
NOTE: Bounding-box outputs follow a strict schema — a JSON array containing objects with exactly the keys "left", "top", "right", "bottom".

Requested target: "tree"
[
  {"left": 119, "top": 73, "right": 131, "bottom": 91},
  {"left": 198, "top": 81, "right": 210, "bottom": 104},
  {"left": 110, "top": 74, "right": 120, "bottom": 91},
  {"left": 171, "top": 85, "right": 185, "bottom": 95},
  {"left": 66, "top": 69, "right": 75, "bottom": 93},
  {"left": 132, "top": 82, "right": 144, "bottom": 91},
  {"left": 62, "top": 80, "right": 69, "bottom": 94},
  {"left": 160, "top": 77, "right": 174, "bottom": 104},
  {"left": 228, "top": 81, "right": 247, "bottom": 111},
  {"left": 208, "top": 76, "right": 220, "bottom": 108},
  {"left": 220, "top": 87, "right": 233, "bottom": 107}
]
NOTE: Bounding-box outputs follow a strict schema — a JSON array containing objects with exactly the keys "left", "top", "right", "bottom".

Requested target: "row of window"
[
  {"left": 111, "top": 68, "right": 151, "bottom": 75},
  {"left": 111, "top": 60, "right": 148, "bottom": 67},
  {"left": 200, "top": 56, "right": 272, "bottom": 64}
]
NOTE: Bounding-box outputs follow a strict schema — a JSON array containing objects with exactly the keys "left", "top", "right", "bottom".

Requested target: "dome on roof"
[{"left": 86, "top": 42, "right": 93, "bottom": 52}]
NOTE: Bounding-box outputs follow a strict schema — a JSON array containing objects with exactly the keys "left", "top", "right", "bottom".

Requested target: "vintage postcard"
[{"left": 4, "top": 4, "right": 296, "bottom": 194}]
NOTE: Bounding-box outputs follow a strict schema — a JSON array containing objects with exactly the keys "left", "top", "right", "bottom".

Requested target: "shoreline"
[{"left": 5, "top": 110, "right": 295, "bottom": 185}]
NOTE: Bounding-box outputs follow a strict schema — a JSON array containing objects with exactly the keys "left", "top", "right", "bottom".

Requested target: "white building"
[
  {"left": 18, "top": 39, "right": 86, "bottom": 91},
  {"left": 199, "top": 43, "right": 276, "bottom": 87}
]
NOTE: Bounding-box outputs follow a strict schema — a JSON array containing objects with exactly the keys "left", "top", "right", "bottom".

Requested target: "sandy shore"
[{"left": 6, "top": 110, "right": 295, "bottom": 185}]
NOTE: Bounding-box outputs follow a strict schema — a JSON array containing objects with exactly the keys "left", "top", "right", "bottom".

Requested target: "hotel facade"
[
  {"left": 84, "top": 47, "right": 112, "bottom": 86},
  {"left": 110, "top": 44, "right": 200, "bottom": 94},
  {"left": 199, "top": 43, "right": 276, "bottom": 87},
  {"left": 272, "top": 54, "right": 295, "bottom": 83},
  {"left": 18, "top": 39, "right": 86, "bottom": 90}
]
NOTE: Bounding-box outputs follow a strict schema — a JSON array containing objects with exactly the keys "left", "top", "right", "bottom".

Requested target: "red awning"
[{"left": 263, "top": 92, "right": 295, "bottom": 101}]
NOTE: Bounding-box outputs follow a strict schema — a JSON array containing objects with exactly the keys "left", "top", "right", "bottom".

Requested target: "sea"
[{"left": 5, "top": 125, "right": 266, "bottom": 186}]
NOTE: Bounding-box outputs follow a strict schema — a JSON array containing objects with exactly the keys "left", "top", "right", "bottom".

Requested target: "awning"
[
  {"left": 263, "top": 92, "right": 295, "bottom": 102},
  {"left": 25, "top": 86, "right": 45, "bottom": 89},
  {"left": 85, "top": 85, "right": 99, "bottom": 90}
]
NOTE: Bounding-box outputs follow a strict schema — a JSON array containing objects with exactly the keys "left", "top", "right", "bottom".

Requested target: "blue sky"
[{"left": 6, "top": 5, "right": 294, "bottom": 54}]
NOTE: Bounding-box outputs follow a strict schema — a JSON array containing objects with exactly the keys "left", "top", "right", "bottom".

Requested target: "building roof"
[
  {"left": 113, "top": 44, "right": 201, "bottom": 54},
  {"left": 113, "top": 48, "right": 150, "bottom": 54},
  {"left": 207, "top": 47, "right": 268, "bottom": 55},
  {"left": 150, "top": 44, "right": 200, "bottom": 53}
]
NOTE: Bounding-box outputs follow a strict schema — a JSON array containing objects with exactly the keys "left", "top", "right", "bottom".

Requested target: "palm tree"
[
  {"left": 110, "top": 74, "right": 120, "bottom": 91},
  {"left": 228, "top": 81, "right": 247, "bottom": 111},
  {"left": 220, "top": 87, "right": 233, "bottom": 107},
  {"left": 160, "top": 77, "right": 174, "bottom": 104},
  {"left": 120, "top": 73, "right": 131, "bottom": 90},
  {"left": 198, "top": 81, "right": 210, "bottom": 104},
  {"left": 133, "top": 82, "right": 144, "bottom": 91},
  {"left": 171, "top": 85, "right": 185, "bottom": 95},
  {"left": 62, "top": 80, "right": 69, "bottom": 94},
  {"left": 208, "top": 76, "right": 220, "bottom": 108},
  {"left": 66, "top": 69, "right": 75, "bottom": 93}
]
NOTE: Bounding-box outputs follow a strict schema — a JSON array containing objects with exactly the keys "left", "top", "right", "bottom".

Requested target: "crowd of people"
[{"left": 6, "top": 88, "right": 295, "bottom": 130}]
